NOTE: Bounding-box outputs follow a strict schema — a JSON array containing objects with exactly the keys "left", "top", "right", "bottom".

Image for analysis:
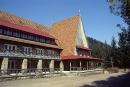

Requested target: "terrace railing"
[{"left": 0, "top": 49, "right": 60, "bottom": 59}]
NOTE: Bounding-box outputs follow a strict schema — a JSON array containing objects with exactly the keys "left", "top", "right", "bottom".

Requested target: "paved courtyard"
[{"left": 0, "top": 72, "right": 129, "bottom": 87}]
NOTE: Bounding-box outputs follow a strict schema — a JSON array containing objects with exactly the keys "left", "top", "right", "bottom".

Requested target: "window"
[
  {"left": 28, "top": 34, "right": 33, "bottom": 40},
  {"left": 36, "top": 48, "right": 44, "bottom": 55},
  {"left": 40, "top": 37, "right": 45, "bottom": 43},
  {"left": 16, "top": 31, "right": 20, "bottom": 38},
  {"left": 1, "top": 26, "right": 57, "bottom": 45},
  {"left": 23, "top": 32, "right": 28, "bottom": 39},
  {"left": 44, "top": 50, "right": 48, "bottom": 56},
  {"left": 35, "top": 36, "right": 39, "bottom": 41},
  {"left": 7, "top": 29, "right": 12, "bottom": 36},
  {"left": 4, "top": 44, "right": 17, "bottom": 52},
  {"left": 20, "top": 32, "right": 24, "bottom": 38},
  {"left": 12, "top": 31, "right": 17, "bottom": 37},
  {"left": 3, "top": 29, "right": 7, "bottom": 35},
  {"left": 48, "top": 50, "right": 52, "bottom": 55},
  {"left": 23, "top": 46, "right": 32, "bottom": 55},
  {"left": 51, "top": 40, "right": 56, "bottom": 45},
  {"left": 45, "top": 38, "right": 51, "bottom": 44},
  {"left": 33, "top": 36, "right": 36, "bottom": 41},
  {"left": 0, "top": 28, "right": 3, "bottom": 34}
]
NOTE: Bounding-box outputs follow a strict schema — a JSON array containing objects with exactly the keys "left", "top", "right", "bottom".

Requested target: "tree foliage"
[
  {"left": 107, "top": 0, "right": 130, "bottom": 25},
  {"left": 87, "top": 37, "right": 111, "bottom": 68},
  {"left": 107, "top": 0, "right": 130, "bottom": 68}
]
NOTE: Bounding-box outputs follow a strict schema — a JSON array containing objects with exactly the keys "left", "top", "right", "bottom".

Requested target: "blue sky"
[{"left": 0, "top": 0, "right": 126, "bottom": 44}]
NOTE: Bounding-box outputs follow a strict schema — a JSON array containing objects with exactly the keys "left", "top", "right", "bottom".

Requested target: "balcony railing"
[{"left": 0, "top": 50, "right": 60, "bottom": 59}]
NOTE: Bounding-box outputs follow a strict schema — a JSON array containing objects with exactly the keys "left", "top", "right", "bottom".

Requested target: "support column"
[
  {"left": 96, "top": 61, "right": 98, "bottom": 68},
  {"left": 95, "top": 61, "right": 97, "bottom": 68},
  {"left": 1, "top": 57, "right": 8, "bottom": 74},
  {"left": 101, "top": 62, "right": 103, "bottom": 68},
  {"left": 93, "top": 61, "right": 95, "bottom": 69},
  {"left": 70, "top": 61, "right": 72, "bottom": 71},
  {"left": 87, "top": 61, "right": 89, "bottom": 70},
  {"left": 80, "top": 61, "right": 82, "bottom": 71},
  {"left": 37, "top": 59, "right": 42, "bottom": 73},
  {"left": 60, "top": 61, "right": 64, "bottom": 72},
  {"left": 22, "top": 59, "right": 27, "bottom": 73},
  {"left": 49, "top": 60, "right": 54, "bottom": 72},
  {"left": 90, "top": 61, "right": 92, "bottom": 69},
  {"left": 91, "top": 61, "right": 93, "bottom": 69}
]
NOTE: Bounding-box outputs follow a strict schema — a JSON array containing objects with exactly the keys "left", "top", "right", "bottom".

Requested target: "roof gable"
[
  {"left": 49, "top": 16, "right": 80, "bottom": 56},
  {"left": 76, "top": 17, "right": 89, "bottom": 48}
]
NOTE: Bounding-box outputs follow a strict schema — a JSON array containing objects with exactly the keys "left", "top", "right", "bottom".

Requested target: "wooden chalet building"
[{"left": 0, "top": 11, "right": 100, "bottom": 75}]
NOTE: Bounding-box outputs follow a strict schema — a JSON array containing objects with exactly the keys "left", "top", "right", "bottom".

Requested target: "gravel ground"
[{"left": 0, "top": 72, "right": 128, "bottom": 87}]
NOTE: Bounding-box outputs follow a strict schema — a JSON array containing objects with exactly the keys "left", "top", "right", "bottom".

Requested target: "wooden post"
[
  {"left": 49, "top": 60, "right": 54, "bottom": 72},
  {"left": 21, "top": 59, "right": 27, "bottom": 74},
  {"left": 37, "top": 59, "right": 42, "bottom": 73},
  {"left": 1, "top": 57, "right": 8, "bottom": 74},
  {"left": 60, "top": 61, "right": 64, "bottom": 72},
  {"left": 80, "top": 61, "right": 82, "bottom": 71},
  {"left": 87, "top": 61, "right": 89, "bottom": 70},
  {"left": 70, "top": 61, "right": 72, "bottom": 71}
]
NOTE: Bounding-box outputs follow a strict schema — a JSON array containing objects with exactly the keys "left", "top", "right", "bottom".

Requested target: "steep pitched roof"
[
  {"left": 0, "top": 11, "right": 90, "bottom": 54},
  {"left": 0, "top": 11, "right": 49, "bottom": 32},
  {"left": 0, "top": 11, "right": 60, "bottom": 48},
  {"left": 49, "top": 16, "right": 80, "bottom": 56}
]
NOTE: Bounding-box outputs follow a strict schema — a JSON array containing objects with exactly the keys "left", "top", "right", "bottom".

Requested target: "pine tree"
[
  {"left": 110, "top": 36, "right": 119, "bottom": 67},
  {"left": 118, "top": 28, "right": 128, "bottom": 68},
  {"left": 103, "top": 41, "right": 112, "bottom": 68},
  {"left": 126, "top": 27, "right": 130, "bottom": 67},
  {"left": 108, "top": 0, "right": 130, "bottom": 68}
]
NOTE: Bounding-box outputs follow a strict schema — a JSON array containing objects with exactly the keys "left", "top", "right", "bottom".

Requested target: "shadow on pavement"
[{"left": 80, "top": 72, "right": 130, "bottom": 87}]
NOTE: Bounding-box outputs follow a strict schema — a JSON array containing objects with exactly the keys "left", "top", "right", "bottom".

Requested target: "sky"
[{"left": 0, "top": 0, "right": 126, "bottom": 44}]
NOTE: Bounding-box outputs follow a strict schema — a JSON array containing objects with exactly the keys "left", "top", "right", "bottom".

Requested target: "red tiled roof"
[
  {"left": 76, "top": 45, "right": 92, "bottom": 51},
  {"left": 0, "top": 11, "right": 49, "bottom": 32},
  {"left": 62, "top": 55, "right": 98, "bottom": 60},
  {"left": 0, "top": 19, "right": 55, "bottom": 39}
]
